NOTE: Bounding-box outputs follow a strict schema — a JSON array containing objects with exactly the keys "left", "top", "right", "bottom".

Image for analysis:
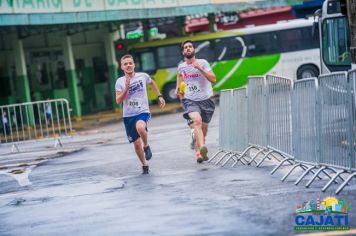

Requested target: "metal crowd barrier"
[
  {"left": 287, "top": 78, "right": 322, "bottom": 183},
  {"left": 215, "top": 71, "right": 355, "bottom": 194},
  {"left": 0, "top": 99, "right": 72, "bottom": 152},
  {"left": 252, "top": 75, "right": 293, "bottom": 167},
  {"left": 247, "top": 76, "right": 268, "bottom": 150},
  {"left": 217, "top": 76, "right": 270, "bottom": 167},
  {"left": 335, "top": 69, "right": 356, "bottom": 193},
  {"left": 220, "top": 88, "right": 249, "bottom": 167},
  {"left": 210, "top": 89, "right": 234, "bottom": 163},
  {"left": 211, "top": 88, "right": 249, "bottom": 166},
  {"left": 279, "top": 78, "right": 331, "bottom": 184},
  {"left": 298, "top": 72, "right": 352, "bottom": 190},
  {"left": 226, "top": 76, "right": 270, "bottom": 167}
]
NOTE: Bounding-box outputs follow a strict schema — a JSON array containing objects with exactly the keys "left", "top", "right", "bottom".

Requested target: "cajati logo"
[{"left": 294, "top": 197, "right": 351, "bottom": 231}]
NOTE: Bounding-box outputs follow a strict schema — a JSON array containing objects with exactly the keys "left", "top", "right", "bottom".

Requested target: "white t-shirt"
[
  {"left": 115, "top": 72, "right": 152, "bottom": 117},
  {"left": 177, "top": 59, "right": 213, "bottom": 101},
  {"left": 45, "top": 103, "right": 52, "bottom": 114}
]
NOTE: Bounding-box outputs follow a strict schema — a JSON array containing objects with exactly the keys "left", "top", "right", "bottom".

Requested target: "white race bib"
[
  {"left": 127, "top": 98, "right": 142, "bottom": 109},
  {"left": 187, "top": 81, "right": 201, "bottom": 94}
]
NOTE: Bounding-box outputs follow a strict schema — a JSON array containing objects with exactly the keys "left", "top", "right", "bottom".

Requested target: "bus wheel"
[
  {"left": 297, "top": 65, "right": 319, "bottom": 80},
  {"left": 163, "top": 83, "right": 178, "bottom": 103}
]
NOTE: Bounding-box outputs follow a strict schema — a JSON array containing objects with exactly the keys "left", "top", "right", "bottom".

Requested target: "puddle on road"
[
  {"left": 17, "top": 163, "right": 29, "bottom": 167},
  {"left": 230, "top": 179, "right": 247, "bottom": 182},
  {"left": 8, "top": 197, "right": 52, "bottom": 207},
  {"left": 1, "top": 148, "right": 84, "bottom": 187},
  {"left": 104, "top": 183, "right": 126, "bottom": 193},
  {"left": 9, "top": 169, "right": 25, "bottom": 174}
]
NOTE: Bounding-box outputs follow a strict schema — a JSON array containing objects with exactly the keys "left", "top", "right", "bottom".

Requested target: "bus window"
[
  {"left": 157, "top": 45, "right": 181, "bottom": 68},
  {"left": 140, "top": 51, "right": 156, "bottom": 72},
  {"left": 278, "top": 27, "right": 318, "bottom": 52},
  {"left": 195, "top": 40, "right": 215, "bottom": 62},
  {"left": 322, "top": 17, "right": 351, "bottom": 66},
  {"left": 214, "top": 37, "right": 244, "bottom": 61},
  {"left": 245, "top": 32, "right": 278, "bottom": 57}
]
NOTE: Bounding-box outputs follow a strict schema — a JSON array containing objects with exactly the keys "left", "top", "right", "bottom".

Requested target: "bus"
[
  {"left": 128, "top": 18, "right": 320, "bottom": 102},
  {"left": 316, "top": 0, "right": 353, "bottom": 74}
]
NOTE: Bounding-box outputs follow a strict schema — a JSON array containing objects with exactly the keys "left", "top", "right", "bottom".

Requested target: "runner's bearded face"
[
  {"left": 121, "top": 58, "right": 135, "bottom": 75},
  {"left": 183, "top": 43, "right": 195, "bottom": 59}
]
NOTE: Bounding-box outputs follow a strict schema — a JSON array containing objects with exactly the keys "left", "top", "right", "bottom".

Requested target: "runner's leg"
[
  {"left": 202, "top": 122, "right": 208, "bottom": 139},
  {"left": 189, "top": 112, "right": 204, "bottom": 151},
  {"left": 133, "top": 138, "right": 147, "bottom": 166},
  {"left": 136, "top": 120, "right": 148, "bottom": 148}
]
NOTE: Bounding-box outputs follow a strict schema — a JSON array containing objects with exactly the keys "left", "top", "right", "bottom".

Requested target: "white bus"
[
  {"left": 129, "top": 18, "right": 321, "bottom": 101},
  {"left": 315, "top": 0, "right": 353, "bottom": 73}
]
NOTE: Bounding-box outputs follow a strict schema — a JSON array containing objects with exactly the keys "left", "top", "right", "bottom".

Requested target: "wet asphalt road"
[{"left": 0, "top": 107, "right": 355, "bottom": 236}]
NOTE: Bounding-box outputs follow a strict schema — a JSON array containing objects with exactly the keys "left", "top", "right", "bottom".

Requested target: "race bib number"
[
  {"left": 128, "top": 98, "right": 142, "bottom": 109},
  {"left": 187, "top": 82, "right": 201, "bottom": 94}
]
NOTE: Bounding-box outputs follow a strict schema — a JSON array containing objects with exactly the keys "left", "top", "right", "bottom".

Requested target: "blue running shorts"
[{"left": 123, "top": 113, "right": 151, "bottom": 143}]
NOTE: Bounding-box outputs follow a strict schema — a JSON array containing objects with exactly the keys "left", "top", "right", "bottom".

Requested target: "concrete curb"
[{"left": 71, "top": 103, "right": 183, "bottom": 131}]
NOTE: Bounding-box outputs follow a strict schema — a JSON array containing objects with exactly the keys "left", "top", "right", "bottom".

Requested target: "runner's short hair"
[
  {"left": 120, "top": 54, "right": 134, "bottom": 63},
  {"left": 181, "top": 40, "right": 195, "bottom": 52}
]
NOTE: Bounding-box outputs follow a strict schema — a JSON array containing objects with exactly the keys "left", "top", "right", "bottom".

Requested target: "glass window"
[
  {"left": 92, "top": 57, "right": 108, "bottom": 83},
  {"left": 30, "top": 52, "right": 51, "bottom": 86},
  {"left": 278, "top": 27, "right": 318, "bottom": 52},
  {"left": 214, "top": 37, "right": 245, "bottom": 61},
  {"left": 195, "top": 40, "right": 215, "bottom": 62},
  {"left": 157, "top": 45, "right": 181, "bottom": 68},
  {"left": 244, "top": 32, "right": 278, "bottom": 57},
  {"left": 322, "top": 17, "right": 351, "bottom": 66},
  {"left": 0, "top": 66, "right": 10, "bottom": 97},
  {"left": 55, "top": 61, "right": 67, "bottom": 88},
  {"left": 140, "top": 52, "right": 156, "bottom": 72}
]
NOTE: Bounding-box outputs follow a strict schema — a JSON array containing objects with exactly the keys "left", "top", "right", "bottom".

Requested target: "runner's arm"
[
  {"left": 193, "top": 62, "right": 216, "bottom": 83},
  {"left": 148, "top": 79, "right": 162, "bottom": 97},
  {"left": 148, "top": 80, "right": 166, "bottom": 108},
  {"left": 115, "top": 89, "right": 128, "bottom": 104},
  {"left": 176, "top": 73, "right": 183, "bottom": 95}
]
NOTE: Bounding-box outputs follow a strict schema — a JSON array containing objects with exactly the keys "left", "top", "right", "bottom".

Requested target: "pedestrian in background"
[
  {"left": 45, "top": 99, "right": 52, "bottom": 126},
  {"left": 2, "top": 110, "right": 10, "bottom": 135},
  {"left": 176, "top": 40, "right": 216, "bottom": 163},
  {"left": 115, "top": 54, "right": 166, "bottom": 174},
  {"left": 31, "top": 92, "right": 40, "bottom": 124}
]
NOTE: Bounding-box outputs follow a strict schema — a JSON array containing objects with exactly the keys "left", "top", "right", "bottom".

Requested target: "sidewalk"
[{"left": 71, "top": 102, "right": 183, "bottom": 132}]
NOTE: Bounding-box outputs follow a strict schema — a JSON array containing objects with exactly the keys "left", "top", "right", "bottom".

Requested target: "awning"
[{"left": 0, "top": 0, "right": 303, "bottom": 26}]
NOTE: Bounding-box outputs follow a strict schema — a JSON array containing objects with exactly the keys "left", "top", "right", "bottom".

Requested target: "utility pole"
[{"left": 346, "top": 0, "right": 356, "bottom": 64}]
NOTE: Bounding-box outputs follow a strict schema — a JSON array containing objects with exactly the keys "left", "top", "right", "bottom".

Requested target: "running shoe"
[
  {"left": 142, "top": 165, "right": 149, "bottom": 174},
  {"left": 144, "top": 145, "right": 152, "bottom": 160},
  {"left": 200, "top": 145, "right": 208, "bottom": 161},
  {"left": 196, "top": 152, "right": 203, "bottom": 164}
]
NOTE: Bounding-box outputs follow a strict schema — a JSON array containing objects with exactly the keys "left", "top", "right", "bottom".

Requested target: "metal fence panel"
[
  {"left": 318, "top": 72, "right": 353, "bottom": 170},
  {"left": 0, "top": 99, "right": 72, "bottom": 145},
  {"left": 292, "top": 78, "right": 319, "bottom": 164},
  {"left": 219, "top": 90, "right": 233, "bottom": 151},
  {"left": 266, "top": 75, "right": 293, "bottom": 155},
  {"left": 348, "top": 69, "right": 356, "bottom": 169},
  {"left": 247, "top": 76, "right": 267, "bottom": 147},
  {"left": 231, "top": 88, "right": 248, "bottom": 152}
]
